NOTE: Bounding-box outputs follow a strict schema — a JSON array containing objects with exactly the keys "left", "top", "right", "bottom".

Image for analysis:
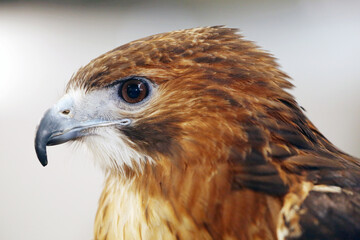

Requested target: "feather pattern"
[{"left": 54, "top": 26, "right": 360, "bottom": 239}]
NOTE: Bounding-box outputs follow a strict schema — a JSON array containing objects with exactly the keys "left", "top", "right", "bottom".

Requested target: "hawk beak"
[{"left": 35, "top": 107, "right": 131, "bottom": 167}]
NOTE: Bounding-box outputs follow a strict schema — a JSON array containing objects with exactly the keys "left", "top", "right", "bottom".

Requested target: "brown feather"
[{"left": 63, "top": 27, "right": 360, "bottom": 239}]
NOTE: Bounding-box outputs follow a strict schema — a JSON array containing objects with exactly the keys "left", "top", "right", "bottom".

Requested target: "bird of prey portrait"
[{"left": 35, "top": 26, "right": 360, "bottom": 240}]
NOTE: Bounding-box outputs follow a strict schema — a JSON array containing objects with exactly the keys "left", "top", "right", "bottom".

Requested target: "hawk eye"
[{"left": 119, "top": 78, "right": 149, "bottom": 103}]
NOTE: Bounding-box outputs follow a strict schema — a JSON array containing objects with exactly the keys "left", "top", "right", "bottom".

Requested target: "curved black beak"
[
  {"left": 35, "top": 106, "right": 131, "bottom": 167},
  {"left": 34, "top": 109, "right": 88, "bottom": 166}
]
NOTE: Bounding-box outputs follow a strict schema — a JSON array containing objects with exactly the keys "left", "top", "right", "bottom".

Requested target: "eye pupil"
[
  {"left": 119, "top": 78, "right": 149, "bottom": 103},
  {"left": 127, "top": 83, "right": 141, "bottom": 99}
]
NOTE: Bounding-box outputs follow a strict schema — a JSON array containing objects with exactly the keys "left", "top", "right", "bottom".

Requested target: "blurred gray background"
[{"left": 0, "top": 0, "right": 359, "bottom": 239}]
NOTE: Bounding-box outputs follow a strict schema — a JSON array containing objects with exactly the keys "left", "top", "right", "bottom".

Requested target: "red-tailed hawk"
[{"left": 35, "top": 26, "right": 360, "bottom": 240}]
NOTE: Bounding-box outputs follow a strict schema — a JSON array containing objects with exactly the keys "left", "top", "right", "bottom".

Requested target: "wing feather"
[{"left": 228, "top": 102, "right": 360, "bottom": 239}]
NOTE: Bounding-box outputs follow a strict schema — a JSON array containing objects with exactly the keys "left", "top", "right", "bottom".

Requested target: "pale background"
[{"left": 0, "top": 0, "right": 359, "bottom": 239}]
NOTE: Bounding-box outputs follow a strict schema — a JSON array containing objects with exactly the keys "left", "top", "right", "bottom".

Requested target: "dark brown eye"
[{"left": 119, "top": 78, "right": 148, "bottom": 103}]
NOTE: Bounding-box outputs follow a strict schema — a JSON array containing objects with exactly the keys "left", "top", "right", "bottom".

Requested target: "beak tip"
[
  {"left": 39, "top": 155, "right": 48, "bottom": 167},
  {"left": 35, "top": 146, "right": 49, "bottom": 167}
]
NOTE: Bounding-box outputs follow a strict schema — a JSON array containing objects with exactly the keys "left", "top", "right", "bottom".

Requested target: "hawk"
[{"left": 35, "top": 26, "right": 360, "bottom": 240}]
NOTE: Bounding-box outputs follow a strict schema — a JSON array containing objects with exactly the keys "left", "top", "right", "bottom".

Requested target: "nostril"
[{"left": 61, "top": 109, "right": 70, "bottom": 115}]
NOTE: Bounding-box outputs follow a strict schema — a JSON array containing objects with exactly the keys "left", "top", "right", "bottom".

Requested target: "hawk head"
[
  {"left": 35, "top": 27, "right": 360, "bottom": 240},
  {"left": 35, "top": 26, "right": 294, "bottom": 174}
]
